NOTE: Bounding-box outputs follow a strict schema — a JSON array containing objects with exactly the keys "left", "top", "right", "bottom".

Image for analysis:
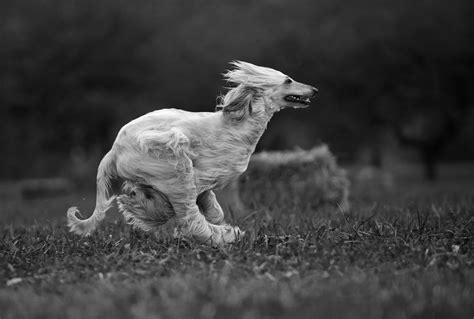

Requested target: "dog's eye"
[{"left": 285, "top": 78, "right": 292, "bottom": 84}]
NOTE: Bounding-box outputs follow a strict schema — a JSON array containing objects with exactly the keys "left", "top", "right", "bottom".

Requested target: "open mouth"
[{"left": 284, "top": 95, "right": 311, "bottom": 106}]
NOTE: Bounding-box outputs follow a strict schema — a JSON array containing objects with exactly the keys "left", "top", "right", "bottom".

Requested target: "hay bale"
[{"left": 216, "top": 145, "right": 350, "bottom": 220}]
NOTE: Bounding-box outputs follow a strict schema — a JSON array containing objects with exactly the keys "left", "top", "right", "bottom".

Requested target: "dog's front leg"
[
  {"left": 168, "top": 190, "right": 243, "bottom": 246},
  {"left": 164, "top": 160, "right": 242, "bottom": 246},
  {"left": 197, "top": 190, "right": 225, "bottom": 225}
]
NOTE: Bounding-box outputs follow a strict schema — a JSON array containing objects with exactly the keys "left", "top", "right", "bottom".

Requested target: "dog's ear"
[{"left": 221, "top": 85, "right": 256, "bottom": 121}]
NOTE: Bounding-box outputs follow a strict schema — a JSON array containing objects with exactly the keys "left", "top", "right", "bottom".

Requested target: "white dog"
[{"left": 67, "top": 61, "right": 317, "bottom": 245}]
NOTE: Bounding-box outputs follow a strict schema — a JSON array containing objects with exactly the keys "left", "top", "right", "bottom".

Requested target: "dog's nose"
[{"left": 311, "top": 87, "right": 319, "bottom": 97}]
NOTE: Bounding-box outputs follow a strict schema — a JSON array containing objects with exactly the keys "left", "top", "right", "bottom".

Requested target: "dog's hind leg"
[
  {"left": 117, "top": 181, "right": 175, "bottom": 231},
  {"left": 197, "top": 190, "right": 225, "bottom": 225}
]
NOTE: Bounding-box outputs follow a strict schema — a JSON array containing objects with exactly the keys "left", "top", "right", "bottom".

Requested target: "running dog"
[{"left": 67, "top": 61, "right": 318, "bottom": 245}]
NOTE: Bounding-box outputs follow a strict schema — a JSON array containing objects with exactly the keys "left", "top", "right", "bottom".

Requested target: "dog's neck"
[
  {"left": 217, "top": 95, "right": 279, "bottom": 153},
  {"left": 233, "top": 97, "right": 275, "bottom": 147}
]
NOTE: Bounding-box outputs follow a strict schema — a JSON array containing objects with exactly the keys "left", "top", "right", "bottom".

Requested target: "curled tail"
[{"left": 67, "top": 151, "right": 117, "bottom": 235}]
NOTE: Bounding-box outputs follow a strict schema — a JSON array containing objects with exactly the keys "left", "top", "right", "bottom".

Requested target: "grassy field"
[{"left": 0, "top": 165, "right": 473, "bottom": 319}]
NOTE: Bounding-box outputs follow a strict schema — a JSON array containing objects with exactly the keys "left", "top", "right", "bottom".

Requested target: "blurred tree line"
[{"left": 0, "top": 0, "right": 472, "bottom": 180}]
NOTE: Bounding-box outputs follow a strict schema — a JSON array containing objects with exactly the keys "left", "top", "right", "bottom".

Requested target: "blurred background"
[{"left": 1, "top": 0, "right": 473, "bottom": 191}]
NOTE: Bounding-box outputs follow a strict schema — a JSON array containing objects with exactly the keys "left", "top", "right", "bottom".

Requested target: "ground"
[{"left": 0, "top": 164, "right": 473, "bottom": 319}]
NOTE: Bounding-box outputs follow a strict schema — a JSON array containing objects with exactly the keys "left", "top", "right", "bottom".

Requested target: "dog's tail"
[{"left": 67, "top": 150, "right": 117, "bottom": 235}]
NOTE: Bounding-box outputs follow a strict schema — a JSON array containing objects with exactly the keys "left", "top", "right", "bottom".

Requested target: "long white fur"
[{"left": 67, "top": 61, "right": 316, "bottom": 246}]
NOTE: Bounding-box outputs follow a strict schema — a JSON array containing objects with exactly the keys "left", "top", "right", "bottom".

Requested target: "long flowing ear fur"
[
  {"left": 218, "top": 85, "right": 256, "bottom": 121},
  {"left": 216, "top": 60, "right": 286, "bottom": 121}
]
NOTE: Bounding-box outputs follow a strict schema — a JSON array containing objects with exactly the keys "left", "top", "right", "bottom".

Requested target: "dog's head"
[{"left": 220, "top": 61, "right": 318, "bottom": 119}]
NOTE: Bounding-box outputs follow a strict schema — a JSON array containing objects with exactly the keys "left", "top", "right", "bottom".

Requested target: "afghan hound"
[{"left": 67, "top": 61, "right": 318, "bottom": 246}]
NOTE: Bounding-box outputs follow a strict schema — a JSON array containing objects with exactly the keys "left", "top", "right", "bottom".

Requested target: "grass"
[{"left": 0, "top": 166, "right": 473, "bottom": 319}]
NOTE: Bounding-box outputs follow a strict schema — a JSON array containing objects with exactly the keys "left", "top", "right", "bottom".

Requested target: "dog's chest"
[{"left": 193, "top": 147, "right": 252, "bottom": 192}]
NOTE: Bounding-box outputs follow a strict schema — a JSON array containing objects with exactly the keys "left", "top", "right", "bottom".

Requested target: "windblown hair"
[
  {"left": 217, "top": 85, "right": 259, "bottom": 121},
  {"left": 216, "top": 61, "right": 286, "bottom": 121},
  {"left": 223, "top": 61, "right": 287, "bottom": 87}
]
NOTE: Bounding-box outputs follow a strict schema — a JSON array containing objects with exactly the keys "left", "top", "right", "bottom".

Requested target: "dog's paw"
[
  {"left": 116, "top": 194, "right": 132, "bottom": 212},
  {"left": 214, "top": 225, "right": 244, "bottom": 245}
]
